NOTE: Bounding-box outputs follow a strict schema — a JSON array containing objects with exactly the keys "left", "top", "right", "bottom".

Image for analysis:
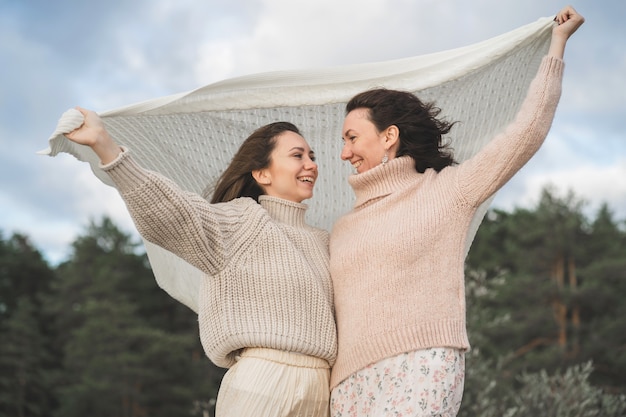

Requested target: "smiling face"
[
  {"left": 341, "top": 108, "right": 395, "bottom": 174},
  {"left": 253, "top": 131, "right": 318, "bottom": 203}
]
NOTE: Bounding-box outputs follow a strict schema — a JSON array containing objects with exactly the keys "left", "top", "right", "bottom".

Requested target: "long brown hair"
[{"left": 209, "top": 122, "right": 301, "bottom": 203}]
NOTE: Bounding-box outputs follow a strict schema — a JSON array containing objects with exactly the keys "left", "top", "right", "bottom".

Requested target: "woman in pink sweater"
[{"left": 329, "top": 6, "right": 584, "bottom": 417}]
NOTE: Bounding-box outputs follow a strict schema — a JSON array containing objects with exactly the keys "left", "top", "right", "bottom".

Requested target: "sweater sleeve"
[
  {"left": 456, "top": 56, "right": 565, "bottom": 207},
  {"left": 101, "top": 149, "right": 253, "bottom": 275}
]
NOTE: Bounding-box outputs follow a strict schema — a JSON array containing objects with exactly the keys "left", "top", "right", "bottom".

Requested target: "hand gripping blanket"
[{"left": 41, "top": 17, "right": 555, "bottom": 313}]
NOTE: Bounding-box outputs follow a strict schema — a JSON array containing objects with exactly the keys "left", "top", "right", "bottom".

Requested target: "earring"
[{"left": 381, "top": 152, "right": 389, "bottom": 165}]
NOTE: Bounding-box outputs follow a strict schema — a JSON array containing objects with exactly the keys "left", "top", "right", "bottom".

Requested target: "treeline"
[
  {"left": 1, "top": 187, "right": 625, "bottom": 416},
  {"left": 461, "top": 188, "right": 626, "bottom": 416},
  {"left": 0, "top": 218, "right": 226, "bottom": 417}
]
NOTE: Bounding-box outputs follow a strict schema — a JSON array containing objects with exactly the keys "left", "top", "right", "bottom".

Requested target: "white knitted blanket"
[{"left": 42, "top": 17, "right": 554, "bottom": 312}]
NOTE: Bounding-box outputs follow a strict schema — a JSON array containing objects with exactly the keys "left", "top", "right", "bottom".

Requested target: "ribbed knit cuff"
[
  {"left": 100, "top": 147, "right": 151, "bottom": 194},
  {"left": 541, "top": 55, "right": 565, "bottom": 77}
]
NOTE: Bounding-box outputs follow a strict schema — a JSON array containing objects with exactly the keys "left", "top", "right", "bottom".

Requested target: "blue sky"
[{"left": 2, "top": 0, "right": 625, "bottom": 265}]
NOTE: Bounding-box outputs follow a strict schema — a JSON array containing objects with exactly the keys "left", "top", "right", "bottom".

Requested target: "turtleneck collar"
[
  {"left": 259, "top": 195, "right": 308, "bottom": 227},
  {"left": 348, "top": 156, "right": 422, "bottom": 208}
]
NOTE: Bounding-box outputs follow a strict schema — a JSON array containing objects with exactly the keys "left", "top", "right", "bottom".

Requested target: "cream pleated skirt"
[{"left": 215, "top": 348, "right": 331, "bottom": 417}]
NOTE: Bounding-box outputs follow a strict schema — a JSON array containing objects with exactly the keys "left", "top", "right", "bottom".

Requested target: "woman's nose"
[
  {"left": 305, "top": 156, "right": 318, "bottom": 170},
  {"left": 340, "top": 143, "right": 352, "bottom": 160}
]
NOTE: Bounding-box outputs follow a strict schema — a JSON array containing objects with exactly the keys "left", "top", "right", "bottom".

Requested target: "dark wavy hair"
[
  {"left": 345, "top": 88, "right": 457, "bottom": 172},
  {"left": 208, "top": 122, "right": 301, "bottom": 203}
]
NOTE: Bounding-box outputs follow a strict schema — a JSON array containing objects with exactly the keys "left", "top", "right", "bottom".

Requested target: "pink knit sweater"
[{"left": 329, "top": 56, "right": 564, "bottom": 388}]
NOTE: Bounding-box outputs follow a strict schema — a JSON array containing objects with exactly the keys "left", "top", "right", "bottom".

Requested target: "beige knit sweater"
[
  {"left": 329, "top": 56, "right": 564, "bottom": 388},
  {"left": 102, "top": 152, "right": 337, "bottom": 368}
]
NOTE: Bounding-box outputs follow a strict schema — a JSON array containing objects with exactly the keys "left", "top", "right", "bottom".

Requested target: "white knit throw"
[{"left": 41, "top": 17, "right": 554, "bottom": 312}]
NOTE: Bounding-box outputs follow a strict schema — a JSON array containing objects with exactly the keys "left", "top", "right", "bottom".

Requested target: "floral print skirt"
[{"left": 330, "top": 348, "right": 465, "bottom": 417}]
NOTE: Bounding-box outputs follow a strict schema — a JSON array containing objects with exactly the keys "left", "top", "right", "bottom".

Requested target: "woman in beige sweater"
[
  {"left": 64, "top": 112, "right": 336, "bottom": 416},
  {"left": 329, "top": 6, "right": 584, "bottom": 417}
]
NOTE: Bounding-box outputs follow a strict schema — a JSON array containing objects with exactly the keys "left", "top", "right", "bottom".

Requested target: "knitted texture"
[
  {"left": 103, "top": 153, "right": 337, "bottom": 368},
  {"left": 42, "top": 17, "right": 555, "bottom": 312},
  {"left": 329, "top": 56, "right": 564, "bottom": 388}
]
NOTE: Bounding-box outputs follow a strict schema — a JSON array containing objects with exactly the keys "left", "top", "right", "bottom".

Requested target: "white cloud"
[
  {"left": 3, "top": 0, "right": 626, "bottom": 263},
  {"left": 493, "top": 157, "right": 626, "bottom": 220},
  {"left": 563, "top": 57, "right": 626, "bottom": 114}
]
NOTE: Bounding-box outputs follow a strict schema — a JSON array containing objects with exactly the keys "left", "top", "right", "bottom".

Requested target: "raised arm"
[
  {"left": 548, "top": 5, "right": 585, "bottom": 59},
  {"left": 456, "top": 6, "right": 585, "bottom": 207},
  {"left": 63, "top": 107, "right": 236, "bottom": 275}
]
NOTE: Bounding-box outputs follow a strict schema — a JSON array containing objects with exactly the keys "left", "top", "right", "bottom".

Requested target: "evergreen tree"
[
  {"left": 47, "top": 217, "right": 223, "bottom": 417},
  {"left": 576, "top": 205, "right": 626, "bottom": 391},
  {"left": 0, "top": 298, "right": 55, "bottom": 417},
  {"left": 0, "top": 233, "right": 55, "bottom": 325},
  {"left": 0, "top": 232, "right": 58, "bottom": 417},
  {"left": 464, "top": 187, "right": 626, "bottom": 399}
]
